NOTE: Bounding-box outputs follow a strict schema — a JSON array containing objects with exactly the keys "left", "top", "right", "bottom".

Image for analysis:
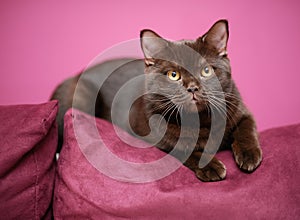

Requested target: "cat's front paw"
[
  {"left": 232, "top": 145, "right": 262, "bottom": 173},
  {"left": 195, "top": 159, "right": 226, "bottom": 182}
]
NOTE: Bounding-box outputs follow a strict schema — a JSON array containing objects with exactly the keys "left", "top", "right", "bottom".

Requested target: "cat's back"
[{"left": 51, "top": 58, "right": 145, "bottom": 123}]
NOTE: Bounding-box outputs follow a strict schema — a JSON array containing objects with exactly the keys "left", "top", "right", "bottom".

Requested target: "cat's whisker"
[
  {"left": 208, "top": 99, "right": 227, "bottom": 117},
  {"left": 207, "top": 95, "right": 238, "bottom": 126},
  {"left": 208, "top": 93, "right": 241, "bottom": 116},
  {"left": 156, "top": 105, "right": 171, "bottom": 128},
  {"left": 144, "top": 96, "right": 172, "bottom": 102},
  {"left": 207, "top": 90, "right": 241, "bottom": 101},
  {"left": 157, "top": 102, "right": 176, "bottom": 128},
  {"left": 167, "top": 104, "right": 178, "bottom": 124},
  {"left": 175, "top": 104, "right": 183, "bottom": 125},
  {"left": 146, "top": 93, "right": 187, "bottom": 127},
  {"left": 204, "top": 102, "right": 211, "bottom": 118},
  {"left": 206, "top": 96, "right": 228, "bottom": 120},
  {"left": 151, "top": 101, "right": 172, "bottom": 112},
  {"left": 173, "top": 94, "right": 191, "bottom": 104},
  {"left": 205, "top": 91, "right": 241, "bottom": 110}
]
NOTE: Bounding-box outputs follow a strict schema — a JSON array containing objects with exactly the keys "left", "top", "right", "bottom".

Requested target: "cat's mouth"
[
  {"left": 191, "top": 94, "right": 200, "bottom": 103},
  {"left": 184, "top": 93, "right": 206, "bottom": 112}
]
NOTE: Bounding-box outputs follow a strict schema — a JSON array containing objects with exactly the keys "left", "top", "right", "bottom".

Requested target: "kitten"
[{"left": 51, "top": 20, "right": 262, "bottom": 182}]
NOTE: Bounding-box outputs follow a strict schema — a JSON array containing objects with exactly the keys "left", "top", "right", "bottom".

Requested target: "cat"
[{"left": 51, "top": 20, "right": 262, "bottom": 182}]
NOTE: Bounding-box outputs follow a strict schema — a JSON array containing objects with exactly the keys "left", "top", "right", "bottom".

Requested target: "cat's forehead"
[
  {"left": 171, "top": 38, "right": 205, "bottom": 56},
  {"left": 174, "top": 39, "right": 196, "bottom": 45},
  {"left": 162, "top": 39, "right": 209, "bottom": 70}
]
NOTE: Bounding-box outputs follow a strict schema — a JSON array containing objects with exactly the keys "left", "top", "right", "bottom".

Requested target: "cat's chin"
[{"left": 183, "top": 100, "right": 206, "bottom": 113}]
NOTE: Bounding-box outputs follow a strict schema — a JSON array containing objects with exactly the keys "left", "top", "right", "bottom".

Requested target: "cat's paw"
[
  {"left": 195, "top": 159, "right": 226, "bottom": 182},
  {"left": 233, "top": 146, "right": 262, "bottom": 173}
]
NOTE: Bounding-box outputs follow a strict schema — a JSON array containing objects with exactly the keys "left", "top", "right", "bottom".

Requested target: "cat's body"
[{"left": 51, "top": 20, "right": 262, "bottom": 182}]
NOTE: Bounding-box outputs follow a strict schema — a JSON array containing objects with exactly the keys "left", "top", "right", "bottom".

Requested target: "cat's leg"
[
  {"left": 184, "top": 151, "right": 226, "bottom": 182},
  {"left": 232, "top": 115, "right": 262, "bottom": 172}
]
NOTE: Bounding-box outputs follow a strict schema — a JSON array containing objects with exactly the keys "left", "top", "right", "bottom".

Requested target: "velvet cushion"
[
  {"left": 0, "top": 101, "right": 58, "bottom": 219},
  {"left": 54, "top": 109, "right": 300, "bottom": 219}
]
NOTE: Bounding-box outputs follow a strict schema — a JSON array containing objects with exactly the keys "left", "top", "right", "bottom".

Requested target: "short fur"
[{"left": 51, "top": 20, "right": 262, "bottom": 182}]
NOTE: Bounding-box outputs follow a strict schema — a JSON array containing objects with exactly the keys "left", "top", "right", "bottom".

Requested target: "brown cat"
[{"left": 51, "top": 20, "right": 262, "bottom": 182}]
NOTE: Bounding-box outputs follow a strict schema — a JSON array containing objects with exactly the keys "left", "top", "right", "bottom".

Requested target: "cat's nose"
[{"left": 187, "top": 86, "right": 199, "bottom": 93}]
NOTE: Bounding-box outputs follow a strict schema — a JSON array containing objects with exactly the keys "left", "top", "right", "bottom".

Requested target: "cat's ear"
[
  {"left": 202, "top": 20, "right": 229, "bottom": 56},
  {"left": 140, "top": 29, "right": 168, "bottom": 65}
]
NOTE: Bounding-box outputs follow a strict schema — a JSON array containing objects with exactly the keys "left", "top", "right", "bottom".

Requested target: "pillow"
[
  {"left": 54, "top": 109, "right": 300, "bottom": 219},
  {"left": 0, "top": 101, "right": 58, "bottom": 219}
]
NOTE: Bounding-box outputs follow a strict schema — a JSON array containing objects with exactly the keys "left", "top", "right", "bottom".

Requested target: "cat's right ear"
[{"left": 140, "top": 29, "right": 168, "bottom": 66}]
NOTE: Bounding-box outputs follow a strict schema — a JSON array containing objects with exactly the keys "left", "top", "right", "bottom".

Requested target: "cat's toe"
[
  {"left": 195, "top": 159, "right": 226, "bottom": 182},
  {"left": 234, "top": 147, "right": 262, "bottom": 173}
]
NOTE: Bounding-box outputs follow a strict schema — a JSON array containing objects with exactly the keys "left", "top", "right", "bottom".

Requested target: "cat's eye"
[
  {"left": 167, "top": 70, "right": 181, "bottom": 81},
  {"left": 201, "top": 66, "right": 214, "bottom": 77}
]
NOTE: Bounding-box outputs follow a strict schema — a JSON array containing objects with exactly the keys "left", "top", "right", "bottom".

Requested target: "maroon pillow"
[
  {"left": 54, "top": 109, "right": 300, "bottom": 219},
  {"left": 0, "top": 101, "right": 58, "bottom": 219}
]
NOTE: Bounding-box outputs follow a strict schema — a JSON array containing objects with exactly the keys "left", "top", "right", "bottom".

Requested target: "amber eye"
[
  {"left": 167, "top": 70, "right": 181, "bottom": 81},
  {"left": 201, "top": 66, "right": 214, "bottom": 77}
]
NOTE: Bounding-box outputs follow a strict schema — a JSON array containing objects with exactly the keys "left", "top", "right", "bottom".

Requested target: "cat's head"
[{"left": 140, "top": 20, "right": 232, "bottom": 114}]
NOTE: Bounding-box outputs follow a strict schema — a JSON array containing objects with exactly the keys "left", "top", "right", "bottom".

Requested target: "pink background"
[{"left": 1, "top": 0, "right": 299, "bottom": 131}]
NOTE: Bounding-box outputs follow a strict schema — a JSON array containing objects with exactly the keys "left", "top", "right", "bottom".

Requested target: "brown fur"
[{"left": 51, "top": 20, "right": 262, "bottom": 182}]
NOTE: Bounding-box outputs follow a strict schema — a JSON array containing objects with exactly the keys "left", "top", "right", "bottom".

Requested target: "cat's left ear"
[
  {"left": 202, "top": 20, "right": 229, "bottom": 56},
  {"left": 140, "top": 29, "right": 168, "bottom": 65}
]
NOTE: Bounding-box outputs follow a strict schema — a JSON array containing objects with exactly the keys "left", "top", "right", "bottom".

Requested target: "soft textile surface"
[
  {"left": 0, "top": 101, "right": 58, "bottom": 219},
  {"left": 54, "top": 109, "right": 300, "bottom": 219}
]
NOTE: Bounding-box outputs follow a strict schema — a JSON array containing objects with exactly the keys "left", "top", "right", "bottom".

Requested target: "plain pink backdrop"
[{"left": 1, "top": 0, "right": 299, "bottom": 131}]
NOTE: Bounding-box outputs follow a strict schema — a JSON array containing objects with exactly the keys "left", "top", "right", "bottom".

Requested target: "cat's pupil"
[{"left": 204, "top": 67, "right": 209, "bottom": 73}]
